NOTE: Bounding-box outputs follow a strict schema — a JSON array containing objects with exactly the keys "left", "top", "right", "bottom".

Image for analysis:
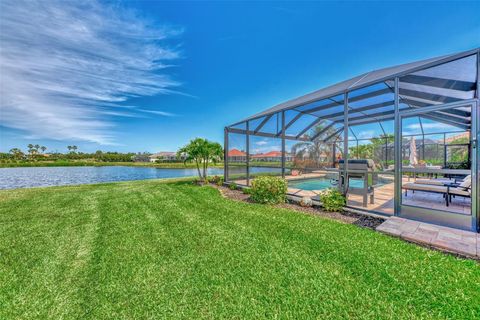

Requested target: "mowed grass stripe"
[
  {"left": 1, "top": 185, "right": 101, "bottom": 319},
  {"left": 0, "top": 180, "right": 479, "bottom": 319}
]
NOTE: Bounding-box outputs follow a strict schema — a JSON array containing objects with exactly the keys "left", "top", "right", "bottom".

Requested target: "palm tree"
[
  {"left": 291, "top": 122, "right": 341, "bottom": 168},
  {"left": 72, "top": 145, "right": 78, "bottom": 153},
  {"left": 40, "top": 146, "right": 47, "bottom": 154},
  {"left": 27, "top": 144, "right": 36, "bottom": 159},
  {"left": 177, "top": 138, "right": 223, "bottom": 182}
]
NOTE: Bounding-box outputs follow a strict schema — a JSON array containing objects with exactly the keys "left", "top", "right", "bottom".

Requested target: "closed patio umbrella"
[{"left": 409, "top": 137, "right": 418, "bottom": 166}]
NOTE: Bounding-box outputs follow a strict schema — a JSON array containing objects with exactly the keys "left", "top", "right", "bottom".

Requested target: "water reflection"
[{"left": 0, "top": 166, "right": 281, "bottom": 190}]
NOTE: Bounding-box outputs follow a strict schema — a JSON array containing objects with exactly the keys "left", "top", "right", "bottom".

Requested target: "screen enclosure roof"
[{"left": 233, "top": 48, "right": 479, "bottom": 126}]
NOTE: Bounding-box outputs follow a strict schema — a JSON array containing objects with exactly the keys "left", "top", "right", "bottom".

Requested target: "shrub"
[
  {"left": 318, "top": 188, "right": 346, "bottom": 212},
  {"left": 210, "top": 175, "right": 224, "bottom": 186},
  {"left": 250, "top": 176, "right": 287, "bottom": 204},
  {"left": 242, "top": 187, "right": 251, "bottom": 195},
  {"left": 229, "top": 182, "right": 238, "bottom": 190}
]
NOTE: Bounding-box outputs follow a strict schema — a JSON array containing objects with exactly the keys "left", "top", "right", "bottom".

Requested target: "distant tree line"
[
  {"left": 0, "top": 145, "right": 143, "bottom": 163},
  {"left": 1, "top": 139, "right": 225, "bottom": 168}
]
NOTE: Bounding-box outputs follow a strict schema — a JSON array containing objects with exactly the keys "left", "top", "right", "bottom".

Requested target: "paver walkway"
[{"left": 377, "top": 217, "right": 479, "bottom": 258}]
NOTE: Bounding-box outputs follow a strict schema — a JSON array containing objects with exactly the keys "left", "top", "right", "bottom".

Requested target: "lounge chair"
[
  {"left": 402, "top": 177, "right": 471, "bottom": 206},
  {"left": 414, "top": 174, "right": 471, "bottom": 186}
]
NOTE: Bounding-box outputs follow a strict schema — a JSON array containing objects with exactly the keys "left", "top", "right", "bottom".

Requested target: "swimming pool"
[{"left": 288, "top": 177, "right": 364, "bottom": 190}]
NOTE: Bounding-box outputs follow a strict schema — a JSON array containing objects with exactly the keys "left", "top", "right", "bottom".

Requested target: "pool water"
[{"left": 288, "top": 178, "right": 364, "bottom": 190}]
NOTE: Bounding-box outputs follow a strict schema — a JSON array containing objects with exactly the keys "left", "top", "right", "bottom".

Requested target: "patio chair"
[
  {"left": 384, "top": 164, "right": 395, "bottom": 172},
  {"left": 402, "top": 177, "right": 471, "bottom": 207}
]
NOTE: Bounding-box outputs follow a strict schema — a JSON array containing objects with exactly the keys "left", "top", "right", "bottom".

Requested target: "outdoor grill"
[{"left": 339, "top": 159, "right": 376, "bottom": 207}]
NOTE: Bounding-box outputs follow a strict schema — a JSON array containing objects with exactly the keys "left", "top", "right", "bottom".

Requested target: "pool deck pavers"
[{"left": 377, "top": 216, "right": 479, "bottom": 258}]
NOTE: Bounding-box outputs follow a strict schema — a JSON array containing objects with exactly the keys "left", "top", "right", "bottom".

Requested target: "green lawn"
[{"left": 1, "top": 180, "right": 479, "bottom": 319}]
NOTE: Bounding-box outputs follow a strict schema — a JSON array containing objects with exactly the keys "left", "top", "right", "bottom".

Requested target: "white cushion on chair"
[
  {"left": 403, "top": 183, "right": 447, "bottom": 193},
  {"left": 459, "top": 176, "right": 471, "bottom": 189},
  {"left": 450, "top": 187, "right": 471, "bottom": 196},
  {"left": 415, "top": 178, "right": 452, "bottom": 186}
]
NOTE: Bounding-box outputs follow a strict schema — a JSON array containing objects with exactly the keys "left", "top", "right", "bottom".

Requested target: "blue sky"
[{"left": 1, "top": 1, "right": 479, "bottom": 153}]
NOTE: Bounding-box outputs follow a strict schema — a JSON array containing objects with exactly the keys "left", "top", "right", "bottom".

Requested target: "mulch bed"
[{"left": 211, "top": 184, "right": 385, "bottom": 230}]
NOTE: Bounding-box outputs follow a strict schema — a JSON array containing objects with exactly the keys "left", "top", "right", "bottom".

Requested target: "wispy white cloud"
[
  {"left": 255, "top": 140, "right": 268, "bottom": 146},
  {"left": 0, "top": 0, "right": 181, "bottom": 145},
  {"left": 137, "top": 109, "right": 176, "bottom": 117},
  {"left": 407, "top": 122, "right": 456, "bottom": 130}
]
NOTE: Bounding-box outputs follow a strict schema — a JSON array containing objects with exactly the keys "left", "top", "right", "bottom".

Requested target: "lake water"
[{"left": 0, "top": 166, "right": 281, "bottom": 190}]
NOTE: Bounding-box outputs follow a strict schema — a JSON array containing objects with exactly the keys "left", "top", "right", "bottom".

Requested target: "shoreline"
[{"left": 0, "top": 161, "right": 225, "bottom": 169}]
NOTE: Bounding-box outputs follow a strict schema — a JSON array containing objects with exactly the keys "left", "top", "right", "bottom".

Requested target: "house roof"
[
  {"left": 251, "top": 151, "right": 289, "bottom": 158},
  {"left": 239, "top": 48, "right": 479, "bottom": 123},
  {"left": 228, "top": 149, "right": 246, "bottom": 157}
]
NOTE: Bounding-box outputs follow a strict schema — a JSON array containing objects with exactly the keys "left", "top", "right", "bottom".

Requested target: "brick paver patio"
[{"left": 377, "top": 217, "right": 479, "bottom": 258}]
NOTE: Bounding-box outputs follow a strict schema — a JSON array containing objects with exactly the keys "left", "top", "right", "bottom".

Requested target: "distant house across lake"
[
  {"left": 227, "top": 149, "right": 246, "bottom": 162},
  {"left": 132, "top": 153, "right": 151, "bottom": 162},
  {"left": 149, "top": 151, "right": 184, "bottom": 162},
  {"left": 227, "top": 149, "right": 292, "bottom": 162},
  {"left": 251, "top": 151, "right": 292, "bottom": 162}
]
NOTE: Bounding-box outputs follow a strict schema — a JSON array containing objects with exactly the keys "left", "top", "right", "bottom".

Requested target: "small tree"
[
  {"left": 177, "top": 138, "right": 223, "bottom": 182},
  {"left": 9, "top": 148, "right": 24, "bottom": 160}
]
